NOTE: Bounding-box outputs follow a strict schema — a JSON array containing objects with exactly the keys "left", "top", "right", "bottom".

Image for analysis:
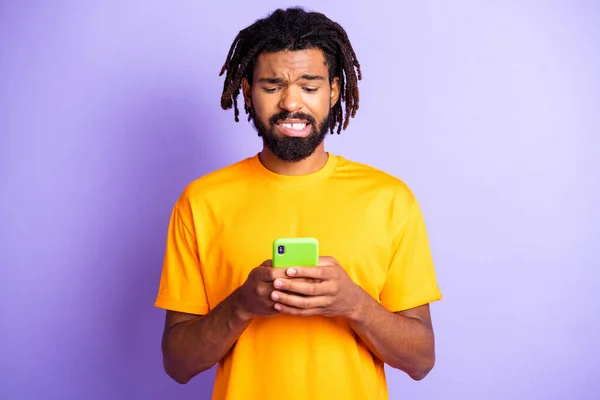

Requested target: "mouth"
[{"left": 275, "top": 120, "right": 312, "bottom": 137}]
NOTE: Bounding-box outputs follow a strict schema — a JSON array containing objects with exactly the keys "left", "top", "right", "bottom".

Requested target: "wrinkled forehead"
[{"left": 253, "top": 49, "right": 329, "bottom": 81}]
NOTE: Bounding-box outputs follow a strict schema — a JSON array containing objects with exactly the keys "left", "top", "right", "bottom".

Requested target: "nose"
[{"left": 278, "top": 87, "right": 303, "bottom": 112}]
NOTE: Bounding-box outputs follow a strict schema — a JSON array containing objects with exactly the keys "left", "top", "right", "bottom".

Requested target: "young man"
[{"left": 154, "top": 7, "right": 442, "bottom": 400}]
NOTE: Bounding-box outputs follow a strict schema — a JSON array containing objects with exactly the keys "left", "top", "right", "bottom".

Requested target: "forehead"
[{"left": 253, "top": 48, "right": 328, "bottom": 80}]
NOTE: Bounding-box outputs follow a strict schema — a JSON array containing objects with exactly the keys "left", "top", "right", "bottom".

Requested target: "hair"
[{"left": 219, "top": 7, "right": 362, "bottom": 134}]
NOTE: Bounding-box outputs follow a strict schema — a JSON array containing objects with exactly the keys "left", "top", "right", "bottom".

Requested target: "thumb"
[{"left": 254, "top": 260, "right": 274, "bottom": 282}]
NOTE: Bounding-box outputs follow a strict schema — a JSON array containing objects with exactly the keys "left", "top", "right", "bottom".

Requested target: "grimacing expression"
[{"left": 243, "top": 49, "right": 340, "bottom": 162}]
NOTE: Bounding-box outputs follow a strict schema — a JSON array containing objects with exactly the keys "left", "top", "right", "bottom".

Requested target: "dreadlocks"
[{"left": 219, "top": 7, "right": 362, "bottom": 135}]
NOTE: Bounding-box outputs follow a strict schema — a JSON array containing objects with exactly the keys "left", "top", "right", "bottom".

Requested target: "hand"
[
  {"left": 270, "top": 256, "right": 365, "bottom": 319},
  {"left": 235, "top": 260, "right": 288, "bottom": 321}
]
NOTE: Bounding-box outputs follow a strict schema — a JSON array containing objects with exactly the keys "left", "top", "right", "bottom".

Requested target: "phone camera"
[{"left": 277, "top": 245, "right": 285, "bottom": 255}]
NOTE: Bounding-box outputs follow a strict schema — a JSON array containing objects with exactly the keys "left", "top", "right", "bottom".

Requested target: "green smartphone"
[{"left": 272, "top": 237, "right": 319, "bottom": 268}]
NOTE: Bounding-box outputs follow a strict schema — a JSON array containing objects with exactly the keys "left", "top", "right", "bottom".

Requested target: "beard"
[{"left": 251, "top": 108, "right": 332, "bottom": 163}]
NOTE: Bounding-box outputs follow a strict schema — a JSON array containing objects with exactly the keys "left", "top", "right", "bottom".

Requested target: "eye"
[
  {"left": 303, "top": 87, "right": 319, "bottom": 93},
  {"left": 263, "top": 87, "right": 279, "bottom": 93}
]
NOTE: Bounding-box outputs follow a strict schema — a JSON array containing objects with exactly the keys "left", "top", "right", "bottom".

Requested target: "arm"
[
  {"left": 269, "top": 258, "right": 438, "bottom": 381},
  {"left": 270, "top": 194, "right": 440, "bottom": 379},
  {"left": 346, "top": 290, "right": 435, "bottom": 380},
  {"left": 161, "top": 288, "right": 251, "bottom": 384},
  {"left": 160, "top": 262, "right": 288, "bottom": 384},
  {"left": 347, "top": 192, "right": 439, "bottom": 379}
]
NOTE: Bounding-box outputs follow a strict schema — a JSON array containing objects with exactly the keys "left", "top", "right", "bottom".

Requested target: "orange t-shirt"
[{"left": 154, "top": 153, "right": 442, "bottom": 400}]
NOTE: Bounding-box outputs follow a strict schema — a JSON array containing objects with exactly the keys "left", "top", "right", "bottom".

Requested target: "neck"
[{"left": 258, "top": 144, "right": 328, "bottom": 176}]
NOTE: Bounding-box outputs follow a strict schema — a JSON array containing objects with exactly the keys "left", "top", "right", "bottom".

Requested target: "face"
[{"left": 242, "top": 48, "right": 340, "bottom": 162}]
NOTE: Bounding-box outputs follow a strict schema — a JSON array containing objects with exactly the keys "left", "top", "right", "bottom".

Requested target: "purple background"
[{"left": 1, "top": 1, "right": 599, "bottom": 399}]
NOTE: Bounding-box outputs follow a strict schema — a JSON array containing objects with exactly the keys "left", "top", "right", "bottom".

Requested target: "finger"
[
  {"left": 273, "top": 278, "right": 333, "bottom": 296},
  {"left": 318, "top": 256, "right": 337, "bottom": 266},
  {"left": 274, "top": 303, "right": 324, "bottom": 316},
  {"left": 286, "top": 277, "right": 321, "bottom": 283},
  {"left": 285, "top": 266, "right": 334, "bottom": 280},
  {"left": 255, "top": 264, "right": 287, "bottom": 282},
  {"left": 271, "top": 290, "right": 330, "bottom": 309}
]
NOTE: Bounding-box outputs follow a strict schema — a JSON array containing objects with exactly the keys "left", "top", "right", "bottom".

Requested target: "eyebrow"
[{"left": 257, "top": 74, "right": 326, "bottom": 84}]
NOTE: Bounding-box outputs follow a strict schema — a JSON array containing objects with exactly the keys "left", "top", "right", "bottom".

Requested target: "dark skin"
[
  {"left": 244, "top": 48, "right": 339, "bottom": 175},
  {"left": 161, "top": 49, "right": 436, "bottom": 384}
]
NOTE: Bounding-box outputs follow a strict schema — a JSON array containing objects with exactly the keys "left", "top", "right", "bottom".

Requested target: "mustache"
[{"left": 269, "top": 111, "right": 317, "bottom": 126}]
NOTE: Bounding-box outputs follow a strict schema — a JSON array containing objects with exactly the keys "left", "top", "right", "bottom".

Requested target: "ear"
[
  {"left": 242, "top": 77, "right": 252, "bottom": 108},
  {"left": 330, "top": 77, "right": 341, "bottom": 107}
]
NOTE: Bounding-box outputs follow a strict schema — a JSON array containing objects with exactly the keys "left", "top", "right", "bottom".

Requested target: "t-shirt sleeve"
[
  {"left": 379, "top": 192, "right": 442, "bottom": 312},
  {"left": 154, "top": 201, "right": 210, "bottom": 315}
]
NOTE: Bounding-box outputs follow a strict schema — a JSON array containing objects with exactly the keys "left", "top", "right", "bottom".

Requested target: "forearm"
[
  {"left": 162, "top": 289, "right": 251, "bottom": 383},
  {"left": 347, "top": 290, "right": 435, "bottom": 380}
]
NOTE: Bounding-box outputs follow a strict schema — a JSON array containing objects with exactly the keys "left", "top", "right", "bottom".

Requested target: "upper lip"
[{"left": 277, "top": 119, "right": 309, "bottom": 124}]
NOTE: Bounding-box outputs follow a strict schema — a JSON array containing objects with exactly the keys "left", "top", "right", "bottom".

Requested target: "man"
[{"left": 154, "top": 7, "right": 442, "bottom": 400}]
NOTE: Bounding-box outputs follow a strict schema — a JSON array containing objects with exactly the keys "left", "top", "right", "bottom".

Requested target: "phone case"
[{"left": 272, "top": 237, "right": 319, "bottom": 268}]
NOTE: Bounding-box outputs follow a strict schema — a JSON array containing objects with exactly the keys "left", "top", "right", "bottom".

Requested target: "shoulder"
[
  {"left": 335, "top": 155, "right": 428, "bottom": 230},
  {"left": 334, "top": 155, "right": 417, "bottom": 204},
  {"left": 174, "top": 156, "right": 253, "bottom": 211}
]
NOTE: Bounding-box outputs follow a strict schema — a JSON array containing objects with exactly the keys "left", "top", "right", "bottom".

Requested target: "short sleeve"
[
  {"left": 154, "top": 202, "right": 210, "bottom": 315},
  {"left": 379, "top": 194, "right": 442, "bottom": 312}
]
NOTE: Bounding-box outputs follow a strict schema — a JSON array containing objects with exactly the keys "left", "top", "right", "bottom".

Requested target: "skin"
[
  {"left": 160, "top": 48, "right": 436, "bottom": 384},
  {"left": 243, "top": 48, "right": 340, "bottom": 175}
]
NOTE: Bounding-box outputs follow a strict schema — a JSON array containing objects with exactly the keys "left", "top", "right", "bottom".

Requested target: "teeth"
[{"left": 281, "top": 123, "right": 307, "bottom": 130}]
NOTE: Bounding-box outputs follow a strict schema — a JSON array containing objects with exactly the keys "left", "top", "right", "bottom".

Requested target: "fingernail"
[
  {"left": 271, "top": 292, "right": 279, "bottom": 301},
  {"left": 287, "top": 268, "right": 296, "bottom": 276},
  {"left": 274, "top": 304, "right": 282, "bottom": 311},
  {"left": 274, "top": 279, "right": 283, "bottom": 288}
]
